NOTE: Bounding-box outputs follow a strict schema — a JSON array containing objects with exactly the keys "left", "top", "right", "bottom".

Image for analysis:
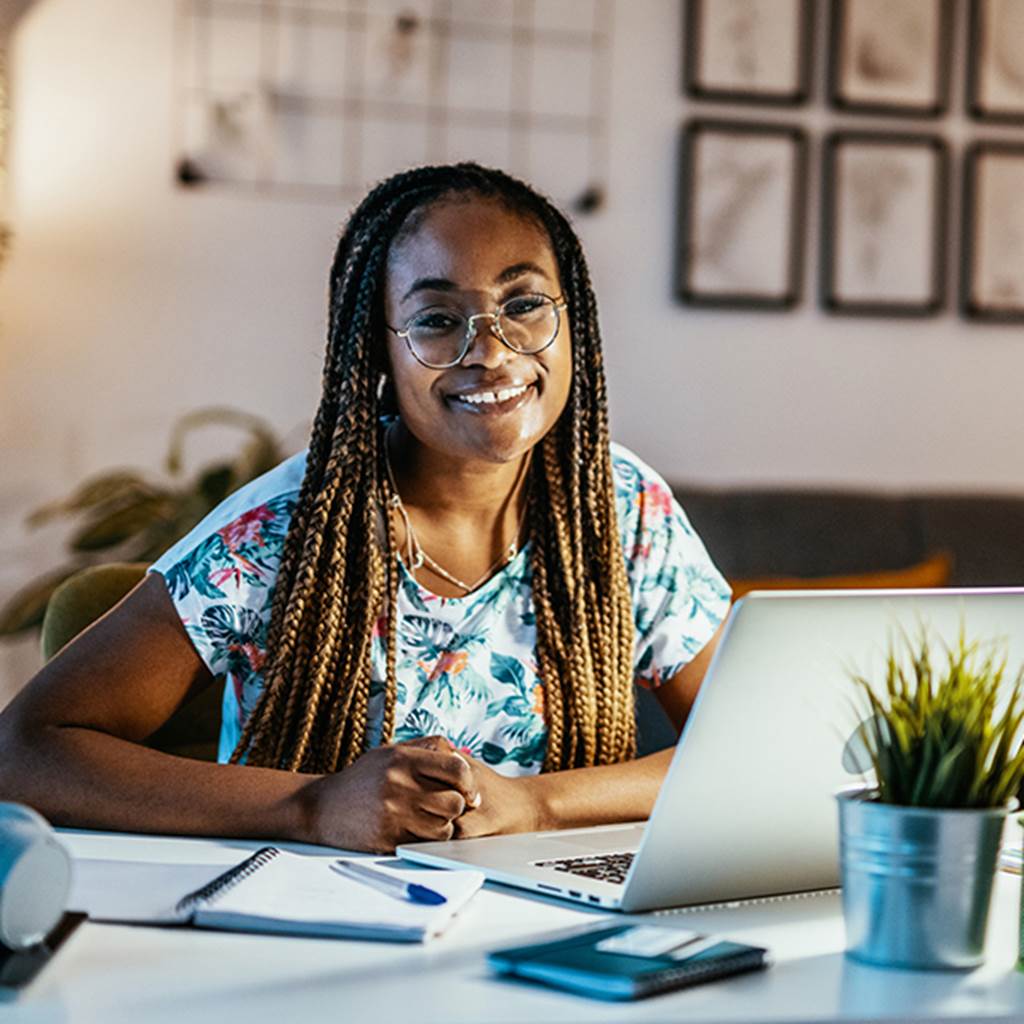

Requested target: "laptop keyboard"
[{"left": 533, "top": 850, "right": 635, "bottom": 885}]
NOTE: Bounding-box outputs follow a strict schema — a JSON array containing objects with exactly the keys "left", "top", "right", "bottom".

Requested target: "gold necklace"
[{"left": 383, "top": 425, "right": 529, "bottom": 594}]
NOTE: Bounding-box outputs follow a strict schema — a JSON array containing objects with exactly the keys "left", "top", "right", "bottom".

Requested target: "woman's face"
[{"left": 382, "top": 197, "right": 572, "bottom": 465}]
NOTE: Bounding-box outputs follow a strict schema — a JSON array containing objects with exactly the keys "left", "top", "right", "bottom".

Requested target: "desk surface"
[{"left": 5, "top": 829, "right": 1024, "bottom": 1024}]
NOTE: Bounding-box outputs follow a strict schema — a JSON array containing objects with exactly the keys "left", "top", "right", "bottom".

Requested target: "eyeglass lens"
[{"left": 405, "top": 294, "right": 560, "bottom": 368}]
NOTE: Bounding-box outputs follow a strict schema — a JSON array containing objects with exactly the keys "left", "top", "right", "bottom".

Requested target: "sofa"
[
  {"left": 633, "top": 484, "right": 1024, "bottom": 755},
  {"left": 673, "top": 485, "right": 1024, "bottom": 588}
]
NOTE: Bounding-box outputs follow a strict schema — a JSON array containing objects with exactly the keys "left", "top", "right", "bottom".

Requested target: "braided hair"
[{"left": 230, "top": 163, "right": 636, "bottom": 773}]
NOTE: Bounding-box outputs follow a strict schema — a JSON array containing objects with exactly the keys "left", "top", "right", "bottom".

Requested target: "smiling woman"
[
  {"left": 0, "top": 164, "right": 730, "bottom": 854},
  {"left": 382, "top": 199, "right": 572, "bottom": 468}
]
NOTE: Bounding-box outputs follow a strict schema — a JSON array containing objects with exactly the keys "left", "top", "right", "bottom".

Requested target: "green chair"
[{"left": 41, "top": 563, "right": 221, "bottom": 762}]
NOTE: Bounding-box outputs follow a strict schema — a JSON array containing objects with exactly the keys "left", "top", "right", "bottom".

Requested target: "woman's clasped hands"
[{"left": 303, "top": 734, "right": 543, "bottom": 853}]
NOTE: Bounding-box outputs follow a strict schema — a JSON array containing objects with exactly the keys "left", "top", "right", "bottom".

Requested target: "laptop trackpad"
[{"left": 529, "top": 826, "right": 644, "bottom": 856}]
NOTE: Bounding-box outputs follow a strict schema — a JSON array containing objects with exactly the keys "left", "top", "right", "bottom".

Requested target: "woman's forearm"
[
  {"left": 0, "top": 574, "right": 319, "bottom": 844},
  {"left": 0, "top": 715, "right": 484, "bottom": 853},
  {"left": 526, "top": 748, "right": 674, "bottom": 831},
  {"left": 0, "top": 720, "right": 318, "bottom": 841}
]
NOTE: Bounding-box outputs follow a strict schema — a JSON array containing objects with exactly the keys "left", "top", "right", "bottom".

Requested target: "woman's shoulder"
[
  {"left": 609, "top": 441, "right": 671, "bottom": 490},
  {"left": 149, "top": 450, "right": 308, "bottom": 575},
  {"left": 608, "top": 443, "right": 730, "bottom": 682},
  {"left": 609, "top": 441, "right": 678, "bottom": 529},
  {"left": 608, "top": 439, "right": 715, "bottom": 572}
]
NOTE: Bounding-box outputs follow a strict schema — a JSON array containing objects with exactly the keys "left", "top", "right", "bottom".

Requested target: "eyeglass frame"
[{"left": 384, "top": 292, "right": 568, "bottom": 370}]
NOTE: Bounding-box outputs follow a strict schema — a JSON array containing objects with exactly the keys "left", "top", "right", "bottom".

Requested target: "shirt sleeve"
[
  {"left": 146, "top": 452, "right": 306, "bottom": 682},
  {"left": 147, "top": 494, "right": 295, "bottom": 681},
  {"left": 613, "top": 446, "right": 732, "bottom": 688}
]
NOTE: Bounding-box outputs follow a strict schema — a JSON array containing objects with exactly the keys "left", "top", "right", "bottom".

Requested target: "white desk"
[{"left": 5, "top": 829, "right": 1024, "bottom": 1024}]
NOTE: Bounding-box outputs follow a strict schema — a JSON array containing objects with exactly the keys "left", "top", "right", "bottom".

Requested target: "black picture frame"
[
  {"left": 967, "top": 0, "right": 1024, "bottom": 124},
  {"left": 821, "top": 132, "right": 948, "bottom": 317},
  {"left": 961, "top": 141, "right": 1024, "bottom": 322},
  {"left": 828, "top": 0, "right": 953, "bottom": 117},
  {"left": 684, "top": 0, "right": 813, "bottom": 106},
  {"left": 676, "top": 119, "right": 807, "bottom": 310}
]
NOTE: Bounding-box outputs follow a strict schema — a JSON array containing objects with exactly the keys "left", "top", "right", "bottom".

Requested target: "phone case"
[{"left": 487, "top": 922, "right": 770, "bottom": 1001}]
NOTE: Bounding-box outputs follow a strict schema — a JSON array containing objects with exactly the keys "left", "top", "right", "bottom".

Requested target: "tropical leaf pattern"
[{"left": 149, "top": 443, "right": 730, "bottom": 773}]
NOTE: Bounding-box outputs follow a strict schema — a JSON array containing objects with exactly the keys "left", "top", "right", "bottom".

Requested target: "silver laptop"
[{"left": 398, "top": 588, "right": 1024, "bottom": 912}]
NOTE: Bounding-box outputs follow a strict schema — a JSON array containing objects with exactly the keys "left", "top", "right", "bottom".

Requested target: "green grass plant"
[{"left": 850, "top": 625, "right": 1024, "bottom": 808}]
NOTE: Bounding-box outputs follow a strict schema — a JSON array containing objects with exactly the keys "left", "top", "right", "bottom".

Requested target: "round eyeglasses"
[{"left": 386, "top": 293, "right": 567, "bottom": 369}]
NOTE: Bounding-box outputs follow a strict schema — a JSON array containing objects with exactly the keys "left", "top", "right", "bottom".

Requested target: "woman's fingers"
[
  {"left": 406, "top": 746, "right": 480, "bottom": 807},
  {"left": 402, "top": 813, "right": 456, "bottom": 843},
  {"left": 400, "top": 734, "right": 453, "bottom": 753},
  {"left": 418, "top": 786, "right": 467, "bottom": 821}
]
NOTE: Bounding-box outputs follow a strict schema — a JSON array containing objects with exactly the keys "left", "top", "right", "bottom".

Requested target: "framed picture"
[
  {"left": 829, "top": 0, "right": 953, "bottom": 116},
  {"left": 677, "top": 120, "right": 807, "bottom": 309},
  {"left": 684, "top": 0, "right": 813, "bottom": 105},
  {"left": 967, "top": 0, "right": 1024, "bottom": 123},
  {"left": 821, "top": 132, "right": 948, "bottom": 316},
  {"left": 961, "top": 142, "right": 1024, "bottom": 321}
]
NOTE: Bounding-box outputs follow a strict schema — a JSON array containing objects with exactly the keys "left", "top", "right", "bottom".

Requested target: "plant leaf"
[
  {"left": 0, "top": 567, "right": 81, "bottom": 636},
  {"left": 69, "top": 497, "right": 176, "bottom": 552},
  {"left": 848, "top": 621, "right": 1024, "bottom": 808},
  {"left": 27, "top": 471, "right": 159, "bottom": 527},
  {"left": 196, "top": 463, "right": 235, "bottom": 507},
  {"left": 165, "top": 407, "right": 279, "bottom": 477}
]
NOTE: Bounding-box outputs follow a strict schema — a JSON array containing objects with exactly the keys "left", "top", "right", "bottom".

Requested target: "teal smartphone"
[{"left": 487, "top": 923, "right": 770, "bottom": 1001}]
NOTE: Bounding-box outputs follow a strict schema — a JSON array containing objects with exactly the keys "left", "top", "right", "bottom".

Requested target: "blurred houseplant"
[
  {"left": 838, "top": 626, "right": 1024, "bottom": 970},
  {"left": 0, "top": 408, "right": 284, "bottom": 638}
]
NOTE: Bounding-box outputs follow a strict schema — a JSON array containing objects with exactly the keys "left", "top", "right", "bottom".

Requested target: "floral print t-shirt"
[{"left": 148, "top": 442, "right": 731, "bottom": 775}]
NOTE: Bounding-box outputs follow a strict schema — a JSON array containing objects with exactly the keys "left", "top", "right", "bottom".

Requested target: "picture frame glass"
[
  {"left": 971, "top": 151, "right": 1024, "bottom": 312},
  {"left": 974, "top": 0, "right": 1024, "bottom": 116},
  {"left": 832, "top": 141, "right": 939, "bottom": 305},
  {"left": 686, "top": 129, "right": 798, "bottom": 301},
  {"left": 836, "top": 0, "right": 942, "bottom": 109},
  {"left": 693, "top": 0, "right": 804, "bottom": 97}
]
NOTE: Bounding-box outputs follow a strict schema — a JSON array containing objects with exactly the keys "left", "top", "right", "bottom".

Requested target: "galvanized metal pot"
[{"left": 836, "top": 786, "right": 1007, "bottom": 970}]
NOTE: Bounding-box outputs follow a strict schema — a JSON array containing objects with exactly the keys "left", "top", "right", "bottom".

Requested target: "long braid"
[
  {"left": 523, "top": 194, "right": 636, "bottom": 770},
  {"left": 577, "top": 267, "right": 634, "bottom": 762},
  {"left": 527, "top": 472, "right": 569, "bottom": 767},
  {"left": 230, "top": 243, "right": 372, "bottom": 766},
  {"left": 378, "top": 486, "right": 401, "bottom": 746},
  {"left": 233, "top": 163, "right": 636, "bottom": 773}
]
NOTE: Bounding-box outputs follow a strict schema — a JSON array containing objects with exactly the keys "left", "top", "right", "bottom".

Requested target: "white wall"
[
  {"left": 3, "top": 0, "right": 1024, "bottom": 696},
  {"left": 594, "top": 0, "right": 1024, "bottom": 495}
]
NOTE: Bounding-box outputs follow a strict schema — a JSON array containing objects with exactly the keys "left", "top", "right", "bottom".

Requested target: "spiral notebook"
[{"left": 71, "top": 847, "right": 484, "bottom": 942}]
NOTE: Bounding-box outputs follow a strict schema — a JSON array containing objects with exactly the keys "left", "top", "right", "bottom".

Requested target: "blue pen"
[{"left": 330, "top": 858, "right": 447, "bottom": 906}]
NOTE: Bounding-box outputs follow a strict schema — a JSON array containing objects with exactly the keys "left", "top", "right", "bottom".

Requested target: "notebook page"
[
  {"left": 191, "top": 850, "right": 483, "bottom": 938},
  {"left": 70, "top": 860, "right": 232, "bottom": 923}
]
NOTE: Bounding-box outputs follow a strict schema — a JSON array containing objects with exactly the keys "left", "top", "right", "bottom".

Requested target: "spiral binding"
[
  {"left": 175, "top": 846, "right": 281, "bottom": 916},
  {"left": 650, "top": 887, "right": 840, "bottom": 917}
]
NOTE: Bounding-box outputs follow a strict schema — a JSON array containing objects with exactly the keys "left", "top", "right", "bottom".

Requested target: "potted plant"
[
  {"left": 0, "top": 407, "right": 286, "bottom": 638},
  {"left": 838, "top": 625, "right": 1024, "bottom": 970}
]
